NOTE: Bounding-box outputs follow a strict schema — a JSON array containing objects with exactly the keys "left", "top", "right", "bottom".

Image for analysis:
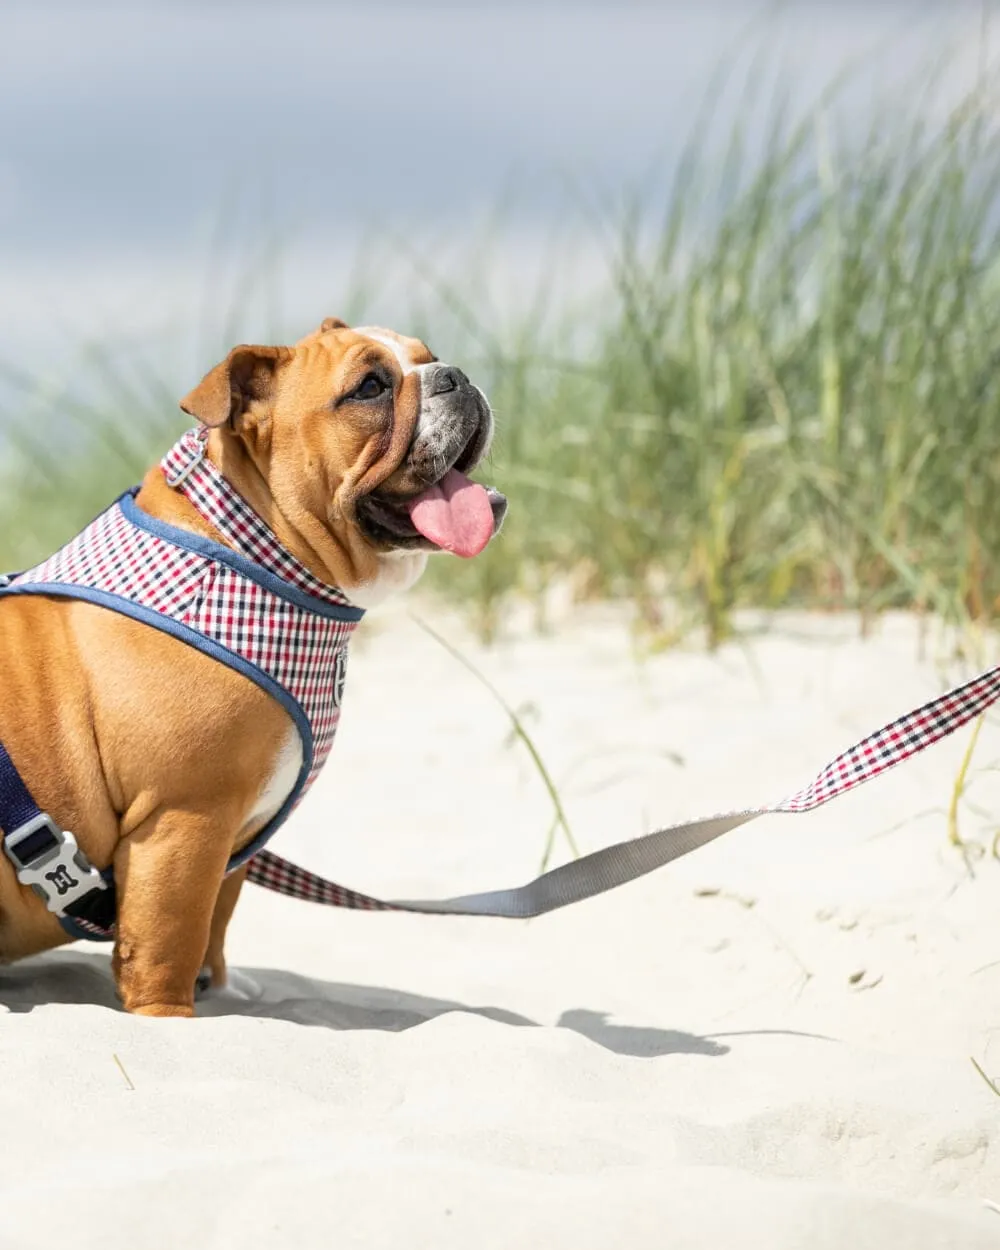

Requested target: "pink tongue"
[{"left": 405, "top": 468, "right": 495, "bottom": 558}]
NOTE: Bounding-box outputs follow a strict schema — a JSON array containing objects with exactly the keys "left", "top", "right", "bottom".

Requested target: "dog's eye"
[{"left": 353, "top": 373, "right": 388, "bottom": 401}]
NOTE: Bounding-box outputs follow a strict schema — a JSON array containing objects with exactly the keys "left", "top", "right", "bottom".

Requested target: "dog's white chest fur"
[
  {"left": 246, "top": 730, "right": 303, "bottom": 829},
  {"left": 347, "top": 549, "right": 428, "bottom": 609}
]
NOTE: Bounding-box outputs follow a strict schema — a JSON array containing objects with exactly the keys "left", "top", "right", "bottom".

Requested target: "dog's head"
[{"left": 178, "top": 318, "right": 507, "bottom": 604}]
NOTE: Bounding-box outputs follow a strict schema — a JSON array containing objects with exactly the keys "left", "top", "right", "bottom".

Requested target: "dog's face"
[{"left": 178, "top": 318, "right": 507, "bottom": 603}]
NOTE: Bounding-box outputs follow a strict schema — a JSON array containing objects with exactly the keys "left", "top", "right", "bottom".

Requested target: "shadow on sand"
[{"left": 0, "top": 949, "right": 840, "bottom": 1060}]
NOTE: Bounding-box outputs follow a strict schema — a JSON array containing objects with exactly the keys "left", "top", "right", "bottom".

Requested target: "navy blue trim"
[
  {"left": 0, "top": 743, "right": 46, "bottom": 834},
  {"left": 0, "top": 743, "right": 116, "bottom": 943},
  {"left": 0, "top": 582, "right": 314, "bottom": 878},
  {"left": 119, "top": 490, "right": 365, "bottom": 624}
]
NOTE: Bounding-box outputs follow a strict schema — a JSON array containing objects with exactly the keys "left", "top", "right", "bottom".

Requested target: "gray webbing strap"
[{"left": 388, "top": 813, "right": 753, "bottom": 916}]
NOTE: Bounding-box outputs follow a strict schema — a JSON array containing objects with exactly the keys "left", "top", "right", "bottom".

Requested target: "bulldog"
[{"left": 0, "top": 317, "right": 506, "bottom": 1016}]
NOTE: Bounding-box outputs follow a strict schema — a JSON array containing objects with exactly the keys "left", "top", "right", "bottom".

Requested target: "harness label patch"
[{"left": 332, "top": 647, "right": 348, "bottom": 708}]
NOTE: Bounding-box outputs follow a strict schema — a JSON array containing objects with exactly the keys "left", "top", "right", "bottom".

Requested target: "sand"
[{"left": 2, "top": 603, "right": 999, "bottom": 1249}]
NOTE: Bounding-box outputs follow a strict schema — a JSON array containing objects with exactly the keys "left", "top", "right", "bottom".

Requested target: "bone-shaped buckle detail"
[{"left": 2, "top": 813, "right": 108, "bottom": 915}]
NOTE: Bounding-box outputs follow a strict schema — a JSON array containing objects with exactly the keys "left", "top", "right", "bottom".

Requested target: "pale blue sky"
[{"left": 0, "top": 1, "right": 992, "bottom": 379}]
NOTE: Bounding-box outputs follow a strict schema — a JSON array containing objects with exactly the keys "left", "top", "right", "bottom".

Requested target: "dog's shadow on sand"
[{"left": 0, "top": 950, "right": 729, "bottom": 1059}]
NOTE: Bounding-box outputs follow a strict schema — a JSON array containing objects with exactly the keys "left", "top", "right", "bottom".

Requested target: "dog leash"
[{"left": 246, "top": 659, "right": 1000, "bottom": 916}]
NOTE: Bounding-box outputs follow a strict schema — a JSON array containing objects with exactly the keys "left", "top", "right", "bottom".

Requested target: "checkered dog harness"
[{"left": 0, "top": 427, "right": 363, "bottom": 939}]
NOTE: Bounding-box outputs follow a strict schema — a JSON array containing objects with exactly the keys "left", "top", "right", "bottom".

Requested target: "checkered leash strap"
[{"left": 246, "top": 661, "right": 1000, "bottom": 918}]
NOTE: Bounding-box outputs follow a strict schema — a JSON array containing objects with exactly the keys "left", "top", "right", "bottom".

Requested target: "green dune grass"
[{"left": 5, "top": 53, "right": 1000, "bottom": 654}]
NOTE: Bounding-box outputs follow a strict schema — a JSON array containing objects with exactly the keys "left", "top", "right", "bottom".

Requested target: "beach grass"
[{"left": 4, "top": 51, "right": 1000, "bottom": 656}]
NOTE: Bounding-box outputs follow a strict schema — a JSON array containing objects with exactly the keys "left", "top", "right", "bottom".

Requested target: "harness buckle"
[{"left": 2, "top": 812, "right": 109, "bottom": 915}]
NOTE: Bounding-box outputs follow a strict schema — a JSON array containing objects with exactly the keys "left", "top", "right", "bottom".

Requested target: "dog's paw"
[{"left": 195, "top": 965, "right": 260, "bottom": 1004}]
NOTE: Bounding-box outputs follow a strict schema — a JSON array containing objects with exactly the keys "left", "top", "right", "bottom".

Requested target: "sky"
[{"left": 0, "top": 0, "right": 993, "bottom": 388}]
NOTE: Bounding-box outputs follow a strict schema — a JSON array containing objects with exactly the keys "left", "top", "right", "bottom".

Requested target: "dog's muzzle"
[{"left": 357, "top": 363, "right": 507, "bottom": 558}]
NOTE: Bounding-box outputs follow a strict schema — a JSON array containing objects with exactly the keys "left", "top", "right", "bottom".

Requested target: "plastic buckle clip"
[{"left": 2, "top": 812, "right": 108, "bottom": 915}]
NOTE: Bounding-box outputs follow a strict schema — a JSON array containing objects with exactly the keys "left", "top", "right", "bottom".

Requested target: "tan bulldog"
[{"left": 0, "top": 317, "right": 506, "bottom": 1016}]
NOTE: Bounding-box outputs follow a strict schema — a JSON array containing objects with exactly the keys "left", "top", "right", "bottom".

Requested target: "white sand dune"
[{"left": 2, "top": 605, "right": 999, "bottom": 1248}]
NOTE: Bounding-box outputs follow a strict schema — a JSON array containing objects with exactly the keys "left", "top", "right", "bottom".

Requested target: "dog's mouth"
[
  {"left": 358, "top": 395, "right": 508, "bottom": 557},
  {"left": 358, "top": 470, "right": 507, "bottom": 557}
]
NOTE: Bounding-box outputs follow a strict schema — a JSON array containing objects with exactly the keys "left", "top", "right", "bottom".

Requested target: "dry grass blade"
[
  {"left": 970, "top": 1055, "right": 1000, "bottom": 1099},
  {"left": 409, "top": 613, "right": 580, "bottom": 870},
  {"left": 948, "top": 713, "right": 986, "bottom": 861},
  {"left": 113, "top": 1053, "right": 136, "bottom": 1092}
]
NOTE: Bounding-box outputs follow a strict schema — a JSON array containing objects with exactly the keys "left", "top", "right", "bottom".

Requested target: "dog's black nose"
[{"left": 428, "top": 365, "right": 469, "bottom": 396}]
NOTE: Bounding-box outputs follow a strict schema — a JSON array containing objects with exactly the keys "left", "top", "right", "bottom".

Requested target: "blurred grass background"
[{"left": 4, "top": 51, "right": 1000, "bottom": 650}]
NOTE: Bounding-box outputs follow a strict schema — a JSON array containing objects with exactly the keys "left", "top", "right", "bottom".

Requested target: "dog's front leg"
[{"left": 111, "top": 809, "right": 234, "bottom": 1017}]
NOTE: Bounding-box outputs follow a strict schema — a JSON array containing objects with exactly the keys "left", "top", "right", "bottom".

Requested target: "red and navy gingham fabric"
[
  {"left": 245, "top": 852, "right": 398, "bottom": 911},
  {"left": 161, "top": 428, "right": 357, "bottom": 610},
  {"left": 774, "top": 665, "right": 1000, "bottom": 812},
  {"left": 13, "top": 429, "right": 360, "bottom": 806}
]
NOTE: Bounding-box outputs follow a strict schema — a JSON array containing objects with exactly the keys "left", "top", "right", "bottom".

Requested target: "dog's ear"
[
  {"left": 319, "top": 316, "right": 349, "bottom": 333},
  {"left": 179, "top": 345, "right": 291, "bottom": 428}
]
